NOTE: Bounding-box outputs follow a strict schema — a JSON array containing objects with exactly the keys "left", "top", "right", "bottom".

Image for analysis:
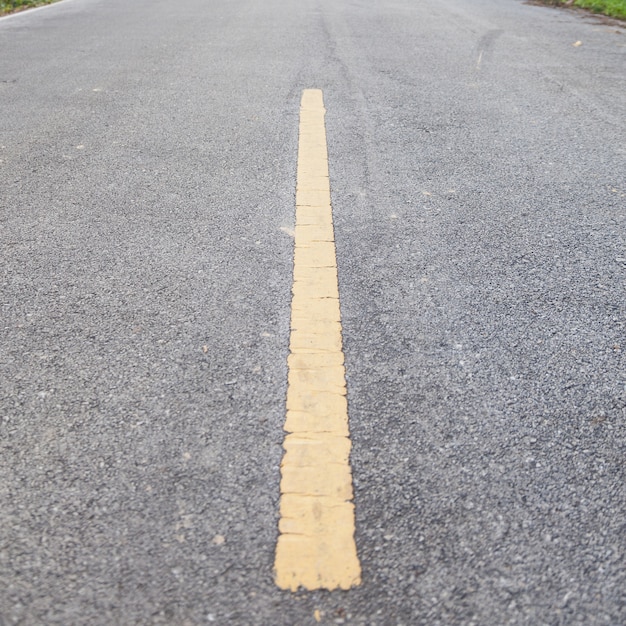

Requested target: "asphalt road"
[{"left": 1, "top": 0, "right": 625, "bottom": 624}]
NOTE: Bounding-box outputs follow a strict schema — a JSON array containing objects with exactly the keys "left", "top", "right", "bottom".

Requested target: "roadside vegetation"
[
  {"left": 541, "top": 0, "right": 626, "bottom": 19},
  {"left": 0, "top": 0, "right": 57, "bottom": 16}
]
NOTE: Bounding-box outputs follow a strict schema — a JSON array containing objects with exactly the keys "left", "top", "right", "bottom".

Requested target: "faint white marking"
[{"left": 476, "top": 50, "right": 484, "bottom": 70}]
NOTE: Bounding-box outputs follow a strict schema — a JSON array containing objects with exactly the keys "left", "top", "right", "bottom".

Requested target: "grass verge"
[
  {"left": 573, "top": 0, "right": 626, "bottom": 18},
  {"left": 540, "top": 0, "right": 626, "bottom": 19},
  {"left": 0, "top": 0, "right": 58, "bottom": 17}
]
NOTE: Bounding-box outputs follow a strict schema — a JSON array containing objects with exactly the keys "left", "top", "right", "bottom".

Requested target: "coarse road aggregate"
[{"left": 1, "top": 0, "right": 625, "bottom": 624}]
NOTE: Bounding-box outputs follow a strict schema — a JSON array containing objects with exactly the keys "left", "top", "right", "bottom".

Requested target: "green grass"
[
  {"left": 0, "top": 0, "right": 57, "bottom": 16},
  {"left": 572, "top": 0, "right": 626, "bottom": 18},
  {"left": 543, "top": 0, "right": 626, "bottom": 18}
]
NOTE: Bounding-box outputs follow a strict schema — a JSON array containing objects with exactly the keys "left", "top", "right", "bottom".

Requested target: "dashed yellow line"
[{"left": 274, "top": 89, "right": 361, "bottom": 592}]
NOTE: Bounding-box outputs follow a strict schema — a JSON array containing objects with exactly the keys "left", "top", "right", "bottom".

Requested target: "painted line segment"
[{"left": 274, "top": 89, "right": 361, "bottom": 592}]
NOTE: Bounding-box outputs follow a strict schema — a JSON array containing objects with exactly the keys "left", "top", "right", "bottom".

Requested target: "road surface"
[{"left": 1, "top": 0, "right": 625, "bottom": 623}]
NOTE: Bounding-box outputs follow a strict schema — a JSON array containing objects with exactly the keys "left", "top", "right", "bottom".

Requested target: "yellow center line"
[{"left": 274, "top": 89, "right": 361, "bottom": 592}]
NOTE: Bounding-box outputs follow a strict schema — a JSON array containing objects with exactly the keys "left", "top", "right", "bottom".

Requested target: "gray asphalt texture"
[{"left": 1, "top": 0, "right": 625, "bottom": 624}]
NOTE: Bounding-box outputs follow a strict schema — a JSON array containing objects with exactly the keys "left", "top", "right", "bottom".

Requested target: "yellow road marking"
[{"left": 274, "top": 89, "right": 361, "bottom": 592}]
